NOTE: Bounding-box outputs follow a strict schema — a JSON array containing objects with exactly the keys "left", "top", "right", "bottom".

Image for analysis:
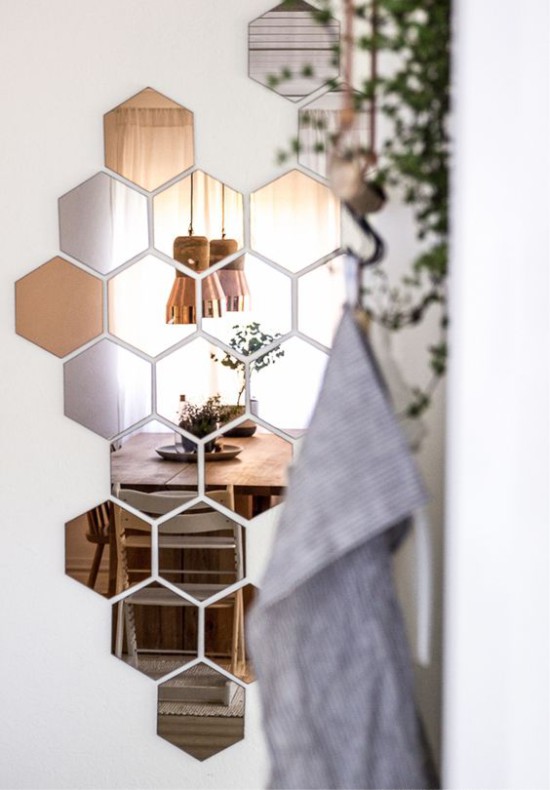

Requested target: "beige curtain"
[
  {"left": 105, "top": 106, "right": 194, "bottom": 192},
  {"left": 250, "top": 170, "right": 341, "bottom": 273}
]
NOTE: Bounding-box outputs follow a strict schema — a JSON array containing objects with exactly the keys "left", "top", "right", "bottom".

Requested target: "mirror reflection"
[
  {"left": 65, "top": 501, "right": 151, "bottom": 598},
  {"left": 153, "top": 170, "right": 244, "bottom": 264},
  {"left": 250, "top": 170, "right": 341, "bottom": 271},
  {"left": 64, "top": 339, "right": 152, "bottom": 439},
  {"left": 205, "top": 583, "right": 257, "bottom": 684},
  {"left": 112, "top": 582, "right": 199, "bottom": 679},
  {"left": 248, "top": 1, "right": 340, "bottom": 102},
  {"left": 51, "top": 88, "right": 352, "bottom": 760},
  {"left": 108, "top": 254, "right": 196, "bottom": 356},
  {"left": 157, "top": 663, "right": 245, "bottom": 760},
  {"left": 298, "top": 253, "right": 347, "bottom": 347},
  {"left": 104, "top": 87, "right": 194, "bottom": 192},
  {"left": 59, "top": 172, "right": 148, "bottom": 274},
  {"left": 298, "top": 86, "right": 371, "bottom": 179}
]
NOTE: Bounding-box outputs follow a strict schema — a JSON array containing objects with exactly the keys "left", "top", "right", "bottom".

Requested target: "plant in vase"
[
  {"left": 211, "top": 322, "right": 285, "bottom": 436},
  {"left": 176, "top": 395, "right": 225, "bottom": 453}
]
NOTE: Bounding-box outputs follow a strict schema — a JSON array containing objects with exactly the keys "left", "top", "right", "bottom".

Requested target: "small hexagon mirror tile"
[
  {"left": 157, "top": 663, "right": 245, "bottom": 760},
  {"left": 111, "top": 420, "right": 198, "bottom": 507},
  {"left": 64, "top": 338, "right": 152, "bottom": 439},
  {"left": 156, "top": 337, "right": 246, "bottom": 433},
  {"left": 252, "top": 336, "right": 329, "bottom": 436},
  {"left": 65, "top": 500, "right": 151, "bottom": 598},
  {"left": 153, "top": 170, "right": 244, "bottom": 266},
  {"left": 205, "top": 420, "right": 293, "bottom": 521},
  {"left": 205, "top": 583, "right": 257, "bottom": 684},
  {"left": 59, "top": 172, "right": 148, "bottom": 274},
  {"left": 248, "top": 1, "right": 340, "bottom": 102},
  {"left": 15, "top": 256, "right": 103, "bottom": 357},
  {"left": 298, "top": 253, "right": 346, "bottom": 347},
  {"left": 112, "top": 582, "right": 199, "bottom": 679},
  {"left": 104, "top": 88, "right": 195, "bottom": 192},
  {"left": 157, "top": 497, "right": 245, "bottom": 599},
  {"left": 251, "top": 170, "right": 341, "bottom": 271},
  {"left": 298, "top": 84, "right": 371, "bottom": 178},
  {"left": 202, "top": 255, "right": 292, "bottom": 348},
  {"left": 108, "top": 254, "right": 196, "bottom": 356}
]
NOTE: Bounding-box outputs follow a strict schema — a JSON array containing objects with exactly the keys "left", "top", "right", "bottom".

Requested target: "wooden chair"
[
  {"left": 113, "top": 489, "right": 245, "bottom": 677},
  {"left": 85, "top": 501, "right": 115, "bottom": 594}
]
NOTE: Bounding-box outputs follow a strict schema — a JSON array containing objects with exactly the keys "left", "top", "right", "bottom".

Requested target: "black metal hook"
[{"left": 344, "top": 202, "right": 386, "bottom": 267}]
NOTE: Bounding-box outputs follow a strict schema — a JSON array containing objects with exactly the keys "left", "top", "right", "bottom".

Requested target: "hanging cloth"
[{"left": 248, "top": 306, "right": 433, "bottom": 790}]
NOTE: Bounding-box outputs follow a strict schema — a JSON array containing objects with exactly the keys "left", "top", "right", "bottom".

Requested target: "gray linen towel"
[{"left": 248, "top": 307, "right": 431, "bottom": 790}]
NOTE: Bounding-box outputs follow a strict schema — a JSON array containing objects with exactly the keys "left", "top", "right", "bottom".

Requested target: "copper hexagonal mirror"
[
  {"left": 104, "top": 87, "right": 195, "bottom": 192},
  {"left": 15, "top": 256, "right": 103, "bottom": 357}
]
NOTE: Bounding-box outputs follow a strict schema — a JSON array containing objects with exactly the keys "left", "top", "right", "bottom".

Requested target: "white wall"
[
  {"left": 0, "top": 1, "right": 445, "bottom": 787},
  {"left": 444, "top": 0, "right": 549, "bottom": 788}
]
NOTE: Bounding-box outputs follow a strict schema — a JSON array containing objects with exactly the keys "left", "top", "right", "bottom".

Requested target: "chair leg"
[
  {"left": 125, "top": 602, "right": 138, "bottom": 668},
  {"left": 115, "top": 601, "right": 125, "bottom": 658},
  {"left": 230, "top": 589, "right": 246, "bottom": 677},
  {"left": 238, "top": 589, "right": 246, "bottom": 675},
  {"left": 87, "top": 543, "right": 105, "bottom": 589},
  {"left": 230, "top": 591, "right": 241, "bottom": 676}
]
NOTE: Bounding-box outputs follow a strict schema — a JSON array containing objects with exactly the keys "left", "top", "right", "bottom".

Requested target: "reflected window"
[{"left": 104, "top": 87, "right": 195, "bottom": 192}]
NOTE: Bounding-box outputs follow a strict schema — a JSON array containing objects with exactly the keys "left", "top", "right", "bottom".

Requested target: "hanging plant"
[{"left": 275, "top": 0, "right": 451, "bottom": 418}]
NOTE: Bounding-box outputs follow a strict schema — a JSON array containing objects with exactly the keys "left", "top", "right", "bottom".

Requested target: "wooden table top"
[{"left": 111, "top": 431, "right": 293, "bottom": 492}]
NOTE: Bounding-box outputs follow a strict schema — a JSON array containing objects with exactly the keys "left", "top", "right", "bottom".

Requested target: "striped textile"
[{"left": 248, "top": 307, "right": 432, "bottom": 789}]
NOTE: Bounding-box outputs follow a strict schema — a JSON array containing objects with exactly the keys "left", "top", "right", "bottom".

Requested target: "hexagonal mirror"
[
  {"left": 155, "top": 337, "right": 248, "bottom": 434},
  {"left": 104, "top": 88, "right": 194, "bottom": 192},
  {"left": 110, "top": 420, "right": 199, "bottom": 508},
  {"left": 156, "top": 498, "right": 245, "bottom": 600},
  {"left": 248, "top": 1, "right": 340, "bottom": 102},
  {"left": 59, "top": 172, "right": 148, "bottom": 274},
  {"left": 250, "top": 170, "right": 341, "bottom": 271},
  {"left": 153, "top": 170, "right": 244, "bottom": 266},
  {"left": 298, "top": 84, "right": 371, "bottom": 178},
  {"left": 205, "top": 583, "right": 257, "bottom": 684},
  {"left": 65, "top": 500, "right": 151, "bottom": 598},
  {"left": 15, "top": 256, "right": 103, "bottom": 358},
  {"left": 108, "top": 254, "right": 196, "bottom": 357},
  {"left": 112, "top": 582, "right": 198, "bottom": 679},
  {"left": 157, "top": 663, "right": 245, "bottom": 760},
  {"left": 64, "top": 338, "right": 152, "bottom": 439},
  {"left": 204, "top": 420, "right": 293, "bottom": 521},
  {"left": 252, "top": 336, "right": 329, "bottom": 436},
  {"left": 298, "top": 253, "right": 346, "bottom": 347},
  {"left": 202, "top": 254, "right": 292, "bottom": 348}
]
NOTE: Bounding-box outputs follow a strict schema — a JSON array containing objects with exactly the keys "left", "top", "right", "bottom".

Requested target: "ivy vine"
[{"left": 276, "top": 0, "right": 451, "bottom": 418}]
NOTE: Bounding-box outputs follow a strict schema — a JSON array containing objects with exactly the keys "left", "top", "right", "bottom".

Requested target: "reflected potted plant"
[
  {"left": 211, "top": 322, "right": 285, "bottom": 436},
  {"left": 176, "top": 395, "right": 224, "bottom": 453}
]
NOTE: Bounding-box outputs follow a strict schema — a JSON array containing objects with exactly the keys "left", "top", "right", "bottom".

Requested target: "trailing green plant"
[
  {"left": 178, "top": 395, "right": 224, "bottom": 438},
  {"left": 276, "top": 0, "right": 451, "bottom": 418},
  {"left": 210, "top": 323, "right": 286, "bottom": 406}
]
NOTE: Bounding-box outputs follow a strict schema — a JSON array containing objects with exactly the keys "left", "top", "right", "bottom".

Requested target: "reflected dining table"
[{"left": 110, "top": 431, "right": 294, "bottom": 518}]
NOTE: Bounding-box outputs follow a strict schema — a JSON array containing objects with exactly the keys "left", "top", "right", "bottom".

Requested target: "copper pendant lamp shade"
[
  {"left": 166, "top": 234, "right": 225, "bottom": 324},
  {"left": 210, "top": 238, "right": 251, "bottom": 312}
]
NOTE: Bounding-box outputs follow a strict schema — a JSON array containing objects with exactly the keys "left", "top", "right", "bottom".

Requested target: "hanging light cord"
[
  {"left": 341, "top": 0, "right": 378, "bottom": 164},
  {"left": 369, "top": 0, "right": 378, "bottom": 163},
  {"left": 188, "top": 172, "right": 194, "bottom": 236}
]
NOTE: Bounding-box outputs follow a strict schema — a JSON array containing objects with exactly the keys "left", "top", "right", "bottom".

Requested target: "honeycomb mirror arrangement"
[{"left": 16, "top": 81, "right": 346, "bottom": 761}]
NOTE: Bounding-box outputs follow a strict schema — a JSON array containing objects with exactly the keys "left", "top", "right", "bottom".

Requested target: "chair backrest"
[
  {"left": 86, "top": 502, "right": 112, "bottom": 541},
  {"left": 116, "top": 487, "right": 235, "bottom": 516},
  {"left": 159, "top": 509, "right": 237, "bottom": 535}
]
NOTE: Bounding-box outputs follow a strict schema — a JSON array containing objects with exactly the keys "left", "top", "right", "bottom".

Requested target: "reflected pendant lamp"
[
  {"left": 209, "top": 184, "right": 251, "bottom": 312},
  {"left": 166, "top": 174, "right": 225, "bottom": 324}
]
